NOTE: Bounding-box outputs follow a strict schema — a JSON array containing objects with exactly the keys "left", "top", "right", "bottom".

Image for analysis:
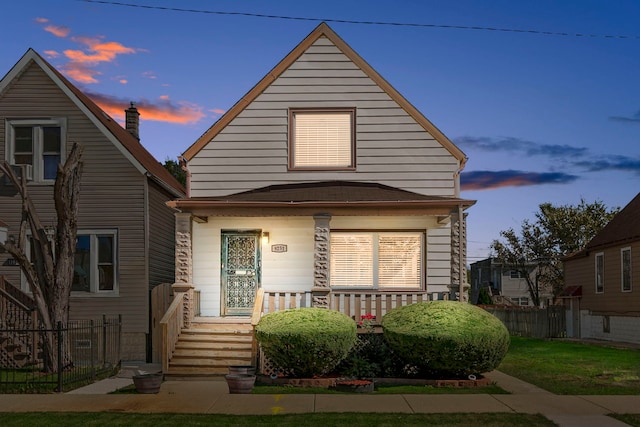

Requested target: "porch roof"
[{"left": 168, "top": 181, "right": 475, "bottom": 216}]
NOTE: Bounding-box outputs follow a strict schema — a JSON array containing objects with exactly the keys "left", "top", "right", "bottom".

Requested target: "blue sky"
[{"left": 2, "top": 0, "right": 639, "bottom": 262}]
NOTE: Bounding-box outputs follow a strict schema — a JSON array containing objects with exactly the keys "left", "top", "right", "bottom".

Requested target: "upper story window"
[
  {"left": 289, "top": 108, "right": 355, "bottom": 170},
  {"left": 330, "top": 231, "right": 423, "bottom": 289},
  {"left": 621, "top": 247, "right": 632, "bottom": 292},
  {"left": 595, "top": 252, "right": 604, "bottom": 294},
  {"left": 509, "top": 270, "right": 525, "bottom": 279},
  {"left": 5, "top": 118, "right": 66, "bottom": 183}
]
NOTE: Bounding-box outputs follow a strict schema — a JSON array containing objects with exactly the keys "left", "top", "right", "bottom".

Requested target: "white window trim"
[
  {"left": 5, "top": 118, "right": 67, "bottom": 184},
  {"left": 595, "top": 252, "right": 604, "bottom": 294},
  {"left": 330, "top": 231, "right": 425, "bottom": 290},
  {"left": 621, "top": 247, "right": 632, "bottom": 293},
  {"left": 72, "top": 229, "right": 118, "bottom": 296},
  {"left": 288, "top": 108, "right": 356, "bottom": 170}
]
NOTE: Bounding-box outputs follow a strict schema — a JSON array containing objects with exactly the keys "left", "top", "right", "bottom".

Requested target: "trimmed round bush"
[
  {"left": 255, "top": 307, "right": 357, "bottom": 377},
  {"left": 382, "top": 301, "right": 510, "bottom": 377}
]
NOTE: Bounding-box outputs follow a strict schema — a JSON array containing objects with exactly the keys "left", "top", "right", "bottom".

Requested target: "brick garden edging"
[{"left": 256, "top": 375, "right": 492, "bottom": 388}]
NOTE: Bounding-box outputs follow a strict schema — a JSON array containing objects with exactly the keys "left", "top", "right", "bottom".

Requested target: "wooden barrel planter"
[
  {"left": 132, "top": 373, "right": 163, "bottom": 394},
  {"left": 228, "top": 365, "right": 256, "bottom": 376},
  {"left": 225, "top": 373, "right": 256, "bottom": 394}
]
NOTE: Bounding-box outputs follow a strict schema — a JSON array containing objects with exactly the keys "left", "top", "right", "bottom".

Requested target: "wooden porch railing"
[
  {"left": 259, "top": 290, "right": 448, "bottom": 319},
  {"left": 159, "top": 292, "right": 185, "bottom": 373}
]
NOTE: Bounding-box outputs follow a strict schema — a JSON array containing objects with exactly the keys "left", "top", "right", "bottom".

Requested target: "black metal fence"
[{"left": 0, "top": 315, "right": 121, "bottom": 393}]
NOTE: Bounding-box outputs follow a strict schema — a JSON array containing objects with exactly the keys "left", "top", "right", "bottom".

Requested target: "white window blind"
[
  {"left": 293, "top": 112, "right": 352, "bottom": 168},
  {"left": 330, "top": 234, "right": 373, "bottom": 287},
  {"left": 378, "top": 234, "right": 422, "bottom": 288},
  {"left": 330, "top": 232, "right": 423, "bottom": 289}
]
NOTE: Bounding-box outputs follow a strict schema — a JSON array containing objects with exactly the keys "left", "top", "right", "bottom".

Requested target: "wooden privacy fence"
[{"left": 483, "top": 305, "right": 567, "bottom": 338}]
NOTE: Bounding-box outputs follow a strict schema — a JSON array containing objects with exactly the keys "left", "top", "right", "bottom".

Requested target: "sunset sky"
[{"left": 2, "top": 0, "right": 639, "bottom": 262}]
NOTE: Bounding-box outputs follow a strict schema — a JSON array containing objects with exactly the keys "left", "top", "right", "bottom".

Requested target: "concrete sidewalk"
[{"left": 1, "top": 368, "right": 638, "bottom": 427}]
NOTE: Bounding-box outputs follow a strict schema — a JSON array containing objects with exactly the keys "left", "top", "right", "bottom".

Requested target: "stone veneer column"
[
  {"left": 449, "top": 208, "right": 470, "bottom": 302},
  {"left": 174, "top": 212, "right": 194, "bottom": 327},
  {"left": 312, "top": 214, "right": 332, "bottom": 309}
]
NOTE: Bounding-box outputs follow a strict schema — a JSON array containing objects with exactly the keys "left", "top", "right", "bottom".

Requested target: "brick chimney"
[{"left": 125, "top": 102, "right": 140, "bottom": 140}]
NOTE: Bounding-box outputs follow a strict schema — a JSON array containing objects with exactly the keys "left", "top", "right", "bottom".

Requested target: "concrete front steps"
[{"left": 164, "top": 317, "right": 254, "bottom": 378}]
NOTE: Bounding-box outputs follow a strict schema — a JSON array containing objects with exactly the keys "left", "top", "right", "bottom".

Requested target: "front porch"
[{"left": 160, "top": 287, "right": 451, "bottom": 377}]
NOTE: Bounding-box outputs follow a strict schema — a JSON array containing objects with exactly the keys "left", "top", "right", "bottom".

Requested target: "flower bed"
[{"left": 334, "top": 379, "right": 374, "bottom": 393}]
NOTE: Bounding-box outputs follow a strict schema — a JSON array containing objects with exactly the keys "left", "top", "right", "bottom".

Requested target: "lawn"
[
  {"left": 0, "top": 412, "right": 557, "bottom": 427},
  {"left": 497, "top": 337, "right": 640, "bottom": 394}
]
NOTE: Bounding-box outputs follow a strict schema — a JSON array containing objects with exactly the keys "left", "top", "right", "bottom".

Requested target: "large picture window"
[
  {"left": 330, "top": 232, "right": 423, "bottom": 289},
  {"left": 6, "top": 119, "right": 65, "bottom": 182},
  {"left": 72, "top": 231, "right": 117, "bottom": 293},
  {"left": 595, "top": 252, "right": 604, "bottom": 294},
  {"left": 289, "top": 109, "right": 355, "bottom": 170},
  {"left": 621, "top": 247, "right": 631, "bottom": 292}
]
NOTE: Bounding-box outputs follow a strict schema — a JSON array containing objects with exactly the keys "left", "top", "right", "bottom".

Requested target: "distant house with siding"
[
  {"left": 0, "top": 49, "right": 185, "bottom": 361},
  {"left": 562, "top": 192, "right": 639, "bottom": 344}
]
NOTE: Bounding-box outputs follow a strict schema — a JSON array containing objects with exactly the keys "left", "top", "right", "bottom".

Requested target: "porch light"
[{"left": 261, "top": 231, "right": 270, "bottom": 245}]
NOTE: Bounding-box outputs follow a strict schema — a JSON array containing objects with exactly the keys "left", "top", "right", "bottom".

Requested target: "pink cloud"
[
  {"left": 43, "top": 50, "right": 60, "bottom": 58},
  {"left": 44, "top": 25, "right": 71, "bottom": 38},
  {"left": 35, "top": 17, "right": 48, "bottom": 24},
  {"left": 86, "top": 91, "right": 207, "bottom": 125},
  {"left": 211, "top": 108, "right": 226, "bottom": 115}
]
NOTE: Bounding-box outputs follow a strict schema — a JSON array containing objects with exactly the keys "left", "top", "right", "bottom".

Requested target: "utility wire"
[{"left": 79, "top": 0, "right": 639, "bottom": 40}]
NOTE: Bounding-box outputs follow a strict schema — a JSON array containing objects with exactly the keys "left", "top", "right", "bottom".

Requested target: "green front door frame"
[{"left": 221, "top": 230, "right": 261, "bottom": 316}]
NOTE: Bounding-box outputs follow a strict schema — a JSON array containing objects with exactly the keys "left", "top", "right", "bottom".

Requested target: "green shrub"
[
  {"left": 255, "top": 308, "right": 357, "bottom": 377},
  {"left": 382, "top": 301, "right": 510, "bottom": 377}
]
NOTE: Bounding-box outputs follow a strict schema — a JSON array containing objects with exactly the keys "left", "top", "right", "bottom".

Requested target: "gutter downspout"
[{"left": 453, "top": 157, "right": 467, "bottom": 198}]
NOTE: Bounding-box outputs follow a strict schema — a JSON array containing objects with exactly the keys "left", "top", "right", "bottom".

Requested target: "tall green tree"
[
  {"left": 490, "top": 199, "right": 619, "bottom": 306},
  {"left": 162, "top": 158, "right": 186, "bottom": 187}
]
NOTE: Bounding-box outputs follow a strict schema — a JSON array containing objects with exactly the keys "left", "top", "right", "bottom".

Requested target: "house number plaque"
[{"left": 271, "top": 244, "right": 287, "bottom": 253}]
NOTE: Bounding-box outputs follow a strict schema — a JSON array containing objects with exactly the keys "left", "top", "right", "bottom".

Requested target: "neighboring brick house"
[
  {"left": 562, "top": 192, "right": 639, "bottom": 343},
  {"left": 0, "top": 49, "right": 185, "bottom": 360}
]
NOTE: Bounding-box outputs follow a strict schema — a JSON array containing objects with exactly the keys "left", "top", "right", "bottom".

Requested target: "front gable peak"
[{"left": 182, "top": 22, "right": 466, "bottom": 164}]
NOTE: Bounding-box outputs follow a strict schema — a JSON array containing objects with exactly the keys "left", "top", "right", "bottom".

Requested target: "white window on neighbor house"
[
  {"left": 595, "top": 252, "right": 604, "bottom": 294},
  {"left": 72, "top": 231, "right": 117, "bottom": 293},
  {"left": 330, "top": 231, "right": 423, "bottom": 289},
  {"left": 509, "top": 270, "right": 525, "bottom": 279},
  {"left": 621, "top": 247, "right": 632, "bottom": 292},
  {"left": 289, "top": 108, "right": 355, "bottom": 170},
  {"left": 5, "top": 118, "right": 66, "bottom": 183}
]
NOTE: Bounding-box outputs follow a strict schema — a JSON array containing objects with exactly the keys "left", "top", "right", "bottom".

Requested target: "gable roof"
[
  {"left": 182, "top": 22, "right": 467, "bottom": 165},
  {"left": 0, "top": 49, "right": 185, "bottom": 197},
  {"left": 584, "top": 192, "right": 640, "bottom": 251}
]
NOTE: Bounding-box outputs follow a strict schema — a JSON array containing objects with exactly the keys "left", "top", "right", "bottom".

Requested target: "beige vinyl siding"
[
  {"left": 565, "top": 241, "right": 640, "bottom": 315},
  {"left": 147, "top": 180, "right": 176, "bottom": 288},
  {"left": 0, "top": 61, "right": 150, "bottom": 341},
  {"left": 190, "top": 36, "right": 458, "bottom": 197}
]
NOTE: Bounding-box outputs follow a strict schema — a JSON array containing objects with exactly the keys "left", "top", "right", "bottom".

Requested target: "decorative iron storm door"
[{"left": 221, "top": 231, "right": 261, "bottom": 316}]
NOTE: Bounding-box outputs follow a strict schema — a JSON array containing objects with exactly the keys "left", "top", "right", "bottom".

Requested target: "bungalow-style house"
[
  {"left": 163, "top": 23, "right": 475, "bottom": 375},
  {"left": 562, "top": 192, "right": 639, "bottom": 344},
  {"left": 0, "top": 49, "right": 185, "bottom": 361}
]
